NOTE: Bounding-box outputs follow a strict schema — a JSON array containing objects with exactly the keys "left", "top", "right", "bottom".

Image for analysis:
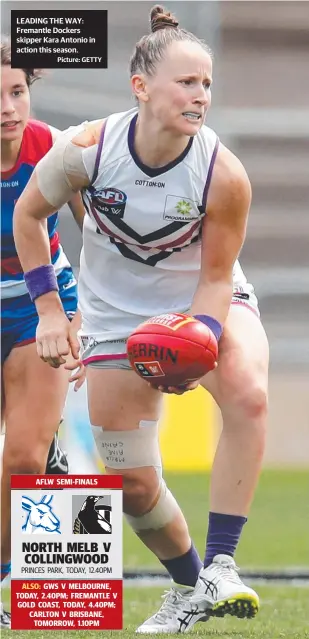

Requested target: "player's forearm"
[
  {"left": 70, "top": 309, "right": 82, "bottom": 331},
  {"left": 35, "top": 291, "right": 65, "bottom": 316},
  {"left": 190, "top": 279, "right": 233, "bottom": 326},
  {"left": 13, "top": 205, "right": 64, "bottom": 316},
  {"left": 13, "top": 211, "right": 52, "bottom": 272}
]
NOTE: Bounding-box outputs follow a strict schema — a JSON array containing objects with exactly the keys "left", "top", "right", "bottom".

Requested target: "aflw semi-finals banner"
[{"left": 11, "top": 475, "right": 123, "bottom": 630}]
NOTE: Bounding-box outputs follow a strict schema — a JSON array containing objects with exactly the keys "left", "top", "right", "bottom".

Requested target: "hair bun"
[{"left": 150, "top": 5, "right": 179, "bottom": 33}]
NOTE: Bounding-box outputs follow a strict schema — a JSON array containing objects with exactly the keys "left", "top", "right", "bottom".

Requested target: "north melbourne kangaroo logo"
[
  {"left": 22, "top": 495, "right": 61, "bottom": 534},
  {"left": 73, "top": 496, "right": 112, "bottom": 534}
]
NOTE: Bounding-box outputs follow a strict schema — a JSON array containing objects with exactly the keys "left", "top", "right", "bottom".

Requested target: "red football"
[{"left": 126, "top": 313, "right": 218, "bottom": 387}]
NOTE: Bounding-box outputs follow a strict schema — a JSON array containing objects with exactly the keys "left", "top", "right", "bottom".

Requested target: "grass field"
[
  {"left": 124, "top": 469, "right": 309, "bottom": 569},
  {"left": 2, "top": 469, "right": 309, "bottom": 637}
]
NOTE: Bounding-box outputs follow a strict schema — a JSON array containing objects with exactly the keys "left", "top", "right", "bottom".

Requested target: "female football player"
[{"left": 13, "top": 5, "right": 269, "bottom": 633}]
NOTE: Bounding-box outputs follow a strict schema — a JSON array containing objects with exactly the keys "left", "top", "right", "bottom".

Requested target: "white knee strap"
[
  {"left": 125, "top": 479, "right": 179, "bottom": 532},
  {"left": 91, "top": 421, "right": 162, "bottom": 477}
]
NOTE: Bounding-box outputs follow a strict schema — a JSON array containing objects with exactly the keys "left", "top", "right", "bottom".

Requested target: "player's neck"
[
  {"left": 134, "top": 118, "right": 189, "bottom": 168},
  {"left": 1, "top": 138, "right": 22, "bottom": 172}
]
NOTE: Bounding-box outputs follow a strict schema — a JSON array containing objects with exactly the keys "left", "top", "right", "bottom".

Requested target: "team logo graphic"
[
  {"left": 73, "top": 496, "right": 112, "bottom": 534},
  {"left": 92, "top": 187, "right": 127, "bottom": 218},
  {"left": 22, "top": 495, "right": 61, "bottom": 534},
  {"left": 163, "top": 195, "right": 200, "bottom": 221},
  {"left": 175, "top": 200, "right": 193, "bottom": 216}
]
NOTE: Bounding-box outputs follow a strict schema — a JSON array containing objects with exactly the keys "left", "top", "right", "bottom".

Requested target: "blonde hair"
[{"left": 130, "top": 4, "right": 212, "bottom": 77}]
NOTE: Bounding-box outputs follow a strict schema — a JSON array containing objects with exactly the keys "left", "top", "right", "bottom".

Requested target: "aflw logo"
[
  {"left": 92, "top": 187, "right": 127, "bottom": 218},
  {"left": 99, "top": 189, "right": 126, "bottom": 203}
]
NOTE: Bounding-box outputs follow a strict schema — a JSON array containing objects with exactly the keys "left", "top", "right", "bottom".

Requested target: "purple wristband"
[
  {"left": 24, "top": 264, "right": 59, "bottom": 302},
  {"left": 193, "top": 314, "right": 223, "bottom": 341}
]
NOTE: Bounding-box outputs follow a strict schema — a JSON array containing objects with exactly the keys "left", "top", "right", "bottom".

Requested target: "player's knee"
[
  {"left": 125, "top": 479, "right": 179, "bottom": 532},
  {"left": 219, "top": 358, "right": 268, "bottom": 421},
  {"left": 3, "top": 443, "right": 47, "bottom": 475},
  {"left": 92, "top": 420, "right": 162, "bottom": 516},
  {"left": 91, "top": 422, "right": 181, "bottom": 528},
  {"left": 122, "top": 469, "right": 160, "bottom": 516},
  {"left": 229, "top": 376, "right": 268, "bottom": 422},
  {"left": 240, "top": 383, "right": 268, "bottom": 421}
]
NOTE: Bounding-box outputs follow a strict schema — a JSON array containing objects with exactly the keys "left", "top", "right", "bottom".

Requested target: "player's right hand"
[{"left": 36, "top": 311, "right": 80, "bottom": 368}]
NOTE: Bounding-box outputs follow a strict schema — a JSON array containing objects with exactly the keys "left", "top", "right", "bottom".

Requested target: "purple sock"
[
  {"left": 160, "top": 543, "right": 202, "bottom": 587},
  {"left": 204, "top": 512, "right": 247, "bottom": 567}
]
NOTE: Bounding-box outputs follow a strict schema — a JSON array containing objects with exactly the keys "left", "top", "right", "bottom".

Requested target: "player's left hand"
[
  {"left": 65, "top": 359, "right": 86, "bottom": 391},
  {"left": 150, "top": 380, "right": 200, "bottom": 395}
]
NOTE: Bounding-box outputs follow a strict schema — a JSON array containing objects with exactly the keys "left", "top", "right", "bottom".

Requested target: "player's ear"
[{"left": 131, "top": 74, "right": 149, "bottom": 103}]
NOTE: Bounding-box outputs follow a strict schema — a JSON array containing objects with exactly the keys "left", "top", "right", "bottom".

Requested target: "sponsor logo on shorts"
[
  {"left": 80, "top": 336, "right": 99, "bottom": 349},
  {"left": 92, "top": 187, "right": 127, "bottom": 218},
  {"left": 163, "top": 195, "right": 201, "bottom": 221},
  {"left": 232, "top": 286, "right": 250, "bottom": 301}
]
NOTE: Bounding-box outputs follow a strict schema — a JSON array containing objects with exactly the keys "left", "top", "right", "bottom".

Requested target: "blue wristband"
[
  {"left": 24, "top": 264, "right": 59, "bottom": 302},
  {"left": 193, "top": 315, "right": 223, "bottom": 341}
]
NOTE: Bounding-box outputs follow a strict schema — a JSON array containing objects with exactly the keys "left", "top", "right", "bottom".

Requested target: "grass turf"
[{"left": 124, "top": 469, "right": 309, "bottom": 568}]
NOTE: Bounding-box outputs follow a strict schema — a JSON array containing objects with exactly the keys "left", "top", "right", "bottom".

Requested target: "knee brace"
[
  {"left": 91, "top": 422, "right": 179, "bottom": 531},
  {"left": 125, "top": 479, "right": 179, "bottom": 532},
  {"left": 91, "top": 420, "right": 162, "bottom": 477}
]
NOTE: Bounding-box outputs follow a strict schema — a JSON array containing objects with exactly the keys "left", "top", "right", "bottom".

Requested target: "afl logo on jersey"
[{"left": 92, "top": 187, "right": 127, "bottom": 218}]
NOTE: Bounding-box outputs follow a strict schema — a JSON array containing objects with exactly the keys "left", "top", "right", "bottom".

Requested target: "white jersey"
[{"left": 78, "top": 108, "right": 255, "bottom": 340}]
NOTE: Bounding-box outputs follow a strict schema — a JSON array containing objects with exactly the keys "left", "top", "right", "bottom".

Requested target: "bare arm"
[
  {"left": 49, "top": 123, "right": 86, "bottom": 232},
  {"left": 67, "top": 195, "right": 85, "bottom": 232},
  {"left": 13, "top": 120, "right": 104, "bottom": 315},
  {"left": 190, "top": 144, "right": 252, "bottom": 325}
]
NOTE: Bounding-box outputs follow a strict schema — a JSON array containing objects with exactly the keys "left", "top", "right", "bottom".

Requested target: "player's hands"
[
  {"left": 65, "top": 359, "right": 86, "bottom": 391},
  {"left": 150, "top": 380, "right": 200, "bottom": 395},
  {"left": 149, "top": 360, "right": 218, "bottom": 394},
  {"left": 36, "top": 311, "right": 80, "bottom": 368}
]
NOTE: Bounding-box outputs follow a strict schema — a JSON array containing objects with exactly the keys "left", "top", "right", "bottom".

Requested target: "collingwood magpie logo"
[{"left": 73, "top": 496, "right": 112, "bottom": 534}]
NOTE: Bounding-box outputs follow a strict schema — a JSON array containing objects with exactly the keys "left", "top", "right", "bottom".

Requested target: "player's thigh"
[
  {"left": 87, "top": 367, "right": 164, "bottom": 504},
  {"left": 3, "top": 341, "right": 69, "bottom": 451},
  {"left": 201, "top": 305, "right": 269, "bottom": 405},
  {"left": 87, "top": 366, "right": 163, "bottom": 430}
]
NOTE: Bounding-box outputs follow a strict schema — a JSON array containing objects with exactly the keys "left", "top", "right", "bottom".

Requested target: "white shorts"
[{"left": 79, "top": 280, "right": 259, "bottom": 370}]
